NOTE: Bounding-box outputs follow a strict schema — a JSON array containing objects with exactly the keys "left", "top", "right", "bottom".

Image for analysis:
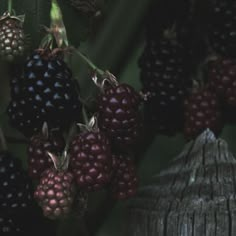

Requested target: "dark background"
[{"left": 1, "top": 0, "right": 236, "bottom": 235}]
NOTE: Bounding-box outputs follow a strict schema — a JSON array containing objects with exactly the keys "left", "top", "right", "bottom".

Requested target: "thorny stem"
[
  {"left": 74, "top": 49, "right": 105, "bottom": 76},
  {"left": 8, "top": 0, "right": 13, "bottom": 14}
]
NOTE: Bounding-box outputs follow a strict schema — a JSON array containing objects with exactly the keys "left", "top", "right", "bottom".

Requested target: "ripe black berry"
[
  {"left": 184, "top": 88, "right": 223, "bottom": 139},
  {"left": 139, "top": 35, "right": 191, "bottom": 135},
  {"left": 69, "top": 130, "right": 112, "bottom": 191},
  {"left": 28, "top": 130, "right": 65, "bottom": 180},
  {"left": 97, "top": 82, "right": 142, "bottom": 150},
  {"left": 7, "top": 49, "right": 82, "bottom": 137},
  {"left": 110, "top": 154, "right": 138, "bottom": 200}
]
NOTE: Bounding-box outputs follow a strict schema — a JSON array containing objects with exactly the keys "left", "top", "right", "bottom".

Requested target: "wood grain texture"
[{"left": 126, "top": 129, "right": 236, "bottom": 236}]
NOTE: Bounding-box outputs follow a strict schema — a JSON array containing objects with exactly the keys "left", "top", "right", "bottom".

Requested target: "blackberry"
[
  {"left": 28, "top": 126, "right": 65, "bottom": 180},
  {"left": 97, "top": 81, "right": 142, "bottom": 150},
  {"left": 9, "top": 64, "right": 24, "bottom": 100},
  {"left": 34, "top": 168, "right": 75, "bottom": 219},
  {"left": 139, "top": 33, "right": 191, "bottom": 135},
  {"left": 7, "top": 49, "right": 82, "bottom": 137},
  {"left": 143, "top": 96, "right": 184, "bottom": 136},
  {"left": 208, "top": 0, "right": 236, "bottom": 57},
  {"left": 0, "top": 216, "right": 21, "bottom": 234},
  {"left": 7, "top": 98, "right": 43, "bottom": 137},
  {"left": 0, "top": 13, "right": 25, "bottom": 62},
  {"left": 0, "top": 151, "right": 33, "bottom": 216},
  {"left": 184, "top": 88, "right": 223, "bottom": 139},
  {"left": 208, "top": 58, "right": 236, "bottom": 97},
  {"left": 110, "top": 154, "right": 138, "bottom": 200},
  {"left": 10, "top": 77, "right": 22, "bottom": 99},
  {"left": 226, "top": 79, "right": 236, "bottom": 106},
  {"left": 69, "top": 128, "right": 112, "bottom": 191},
  {"left": 0, "top": 147, "right": 57, "bottom": 235}
]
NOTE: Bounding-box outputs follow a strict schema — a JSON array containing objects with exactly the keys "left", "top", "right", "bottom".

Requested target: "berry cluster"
[
  {"left": 3, "top": 56, "right": 141, "bottom": 220},
  {"left": 3, "top": 0, "right": 236, "bottom": 232},
  {"left": 139, "top": 0, "right": 236, "bottom": 140},
  {"left": 4, "top": 40, "right": 140, "bottom": 220},
  {"left": 183, "top": 0, "right": 236, "bottom": 139},
  {"left": 0, "top": 151, "right": 51, "bottom": 235},
  {"left": 29, "top": 118, "right": 139, "bottom": 219}
]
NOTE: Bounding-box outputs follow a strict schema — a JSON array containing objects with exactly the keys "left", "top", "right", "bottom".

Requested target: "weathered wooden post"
[{"left": 126, "top": 129, "right": 236, "bottom": 236}]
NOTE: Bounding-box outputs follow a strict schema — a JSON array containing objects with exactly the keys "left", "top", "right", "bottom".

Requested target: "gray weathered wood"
[{"left": 126, "top": 129, "right": 236, "bottom": 236}]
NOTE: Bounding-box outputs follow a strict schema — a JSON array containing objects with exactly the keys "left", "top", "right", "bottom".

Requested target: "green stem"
[
  {"left": 74, "top": 49, "right": 105, "bottom": 76},
  {"left": 8, "top": 0, "right": 13, "bottom": 14},
  {"left": 39, "top": 33, "right": 54, "bottom": 50},
  {"left": 50, "top": 0, "right": 69, "bottom": 48}
]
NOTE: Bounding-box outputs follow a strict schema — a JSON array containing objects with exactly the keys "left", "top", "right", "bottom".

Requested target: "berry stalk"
[
  {"left": 82, "top": 106, "right": 89, "bottom": 125},
  {"left": 50, "top": 0, "right": 69, "bottom": 47},
  {"left": 74, "top": 49, "right": 105, "bottom": 76},
  {"left": 8, "top": 0, "right": 13, "bottom": 14},
  {"left": 40, "top": 0, "right": 69, "bottom": 49}
]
